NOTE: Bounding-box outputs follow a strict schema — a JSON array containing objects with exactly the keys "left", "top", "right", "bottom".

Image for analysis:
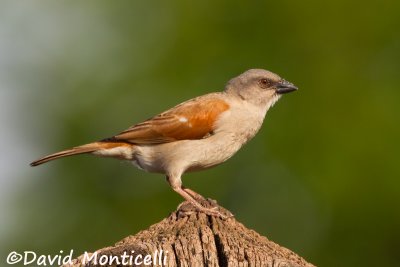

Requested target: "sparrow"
[{"left": 30, "top": 69, "right": 297, "bottom": 218}]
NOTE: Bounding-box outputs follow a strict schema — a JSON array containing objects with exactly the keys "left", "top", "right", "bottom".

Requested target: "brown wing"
[{"left": 111, "top": 97, "right": 230, "bottom": 145}]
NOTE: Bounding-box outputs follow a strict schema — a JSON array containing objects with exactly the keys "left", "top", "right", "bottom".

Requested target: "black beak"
[{"left": 275, "top": 80, "right": 298, "bottom": 94}]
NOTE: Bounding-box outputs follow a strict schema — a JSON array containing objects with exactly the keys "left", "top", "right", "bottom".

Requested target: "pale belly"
[{"left": 131, "top": 132, "right": 245, "bottom": 175}]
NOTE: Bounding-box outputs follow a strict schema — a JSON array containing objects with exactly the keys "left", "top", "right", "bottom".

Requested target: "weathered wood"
[{"left": 65, "top": 199, "right": 315, "bottom": 267}]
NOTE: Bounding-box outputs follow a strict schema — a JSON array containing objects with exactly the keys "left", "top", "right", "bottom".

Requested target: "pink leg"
[
  {"left": 166, "top": 176, "right": 226, "bottom": 219},
  {"left": 182, "top": 186, "right": 206, "bottom": 200}
]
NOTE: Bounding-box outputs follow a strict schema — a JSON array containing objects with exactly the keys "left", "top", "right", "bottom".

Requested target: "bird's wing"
[{"left": 109, "top": 96, "right": 230, "bottom": 145}]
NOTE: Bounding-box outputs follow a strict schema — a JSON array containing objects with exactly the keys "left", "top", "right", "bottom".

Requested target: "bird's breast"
[{"left": 214, "top": 101, "right": 267, "bottom": 143}]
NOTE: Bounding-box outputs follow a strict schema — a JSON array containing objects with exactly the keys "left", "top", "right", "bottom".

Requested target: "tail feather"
[{"left": 30, "top": 141, "right": 133, "bottom": 167}]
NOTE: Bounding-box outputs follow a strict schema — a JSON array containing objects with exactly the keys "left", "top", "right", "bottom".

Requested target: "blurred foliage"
[{"left": 1, "top": 1, "right": 399, "bottom": 266}]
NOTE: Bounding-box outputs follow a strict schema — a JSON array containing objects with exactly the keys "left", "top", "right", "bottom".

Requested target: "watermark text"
[{"left": 6, "top": 249, "right": 167, "bottom": 266}]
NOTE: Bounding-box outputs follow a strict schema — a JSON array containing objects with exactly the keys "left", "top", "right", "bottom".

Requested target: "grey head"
[{"left": 225, "top": 69, "right": 298, "bottom": 107}]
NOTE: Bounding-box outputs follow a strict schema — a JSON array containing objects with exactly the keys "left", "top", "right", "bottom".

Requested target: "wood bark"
[{"left": 65, "top": 199, "right": 315, "bottom": 267}]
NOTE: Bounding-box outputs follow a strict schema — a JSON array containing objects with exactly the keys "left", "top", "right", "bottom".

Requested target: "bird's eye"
[{"left": 258, "top": 78, "right": 272, "bottom": 89}]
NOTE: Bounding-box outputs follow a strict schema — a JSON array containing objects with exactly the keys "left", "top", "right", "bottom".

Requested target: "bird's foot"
[
  {"left": 194, "top": 205, "right": 231, "bottom": 220},
  {"left": 182, "top": 187, "right": 207, "bottom": 201},
  {"left": 177, "top": 199, "right": 234, "bottom": 220},
  {"left": 169, "top": 182, "right": 234, "bottom": 220}
]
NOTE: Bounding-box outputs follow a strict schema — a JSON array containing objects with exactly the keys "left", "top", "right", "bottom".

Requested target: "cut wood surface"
[{"left": 65, "top": 199, "right": 315, "bottom": 267}]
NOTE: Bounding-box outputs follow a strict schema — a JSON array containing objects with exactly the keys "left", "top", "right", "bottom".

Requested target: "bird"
[{"left": 30, "top": 69, "right": 298, "bottom": 218}]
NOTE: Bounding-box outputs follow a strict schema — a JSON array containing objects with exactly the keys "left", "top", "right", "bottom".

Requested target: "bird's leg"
[
  {"left": 182, "top": 186, "right": 219, "bottom": 211},
  {"left": 166, "top": 175, "right": 226, "bottom": 219},
  {"left": 182, "top": 186, "right": 207, "bottom": 201}
]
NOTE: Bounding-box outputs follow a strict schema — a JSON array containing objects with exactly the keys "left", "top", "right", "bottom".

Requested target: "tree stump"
[{"left": 65, "top": 199, "right": 315, "bottom": 267}]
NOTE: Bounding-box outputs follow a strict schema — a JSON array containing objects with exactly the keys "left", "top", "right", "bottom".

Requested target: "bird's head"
[{"left": 225, "top": 69, "right": 298, "bottom": 109}]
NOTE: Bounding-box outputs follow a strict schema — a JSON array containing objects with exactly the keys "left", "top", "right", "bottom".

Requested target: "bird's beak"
[{"left": 275, "top": 80, "right": 298, "bottom": 94}]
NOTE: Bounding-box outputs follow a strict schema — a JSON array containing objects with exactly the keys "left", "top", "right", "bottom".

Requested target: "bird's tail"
[{"left": 30, "top": 141, "right": 133, "bottom": 167}]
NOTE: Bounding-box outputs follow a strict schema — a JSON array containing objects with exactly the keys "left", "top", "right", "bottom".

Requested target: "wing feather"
[{"left": 112, "top": 96, "right": 229, "bottom": 145}]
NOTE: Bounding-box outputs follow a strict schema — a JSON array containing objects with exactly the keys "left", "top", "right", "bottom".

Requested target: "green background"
[{"left": 1, "top": 1, "right": 399, "bottom": 266}]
